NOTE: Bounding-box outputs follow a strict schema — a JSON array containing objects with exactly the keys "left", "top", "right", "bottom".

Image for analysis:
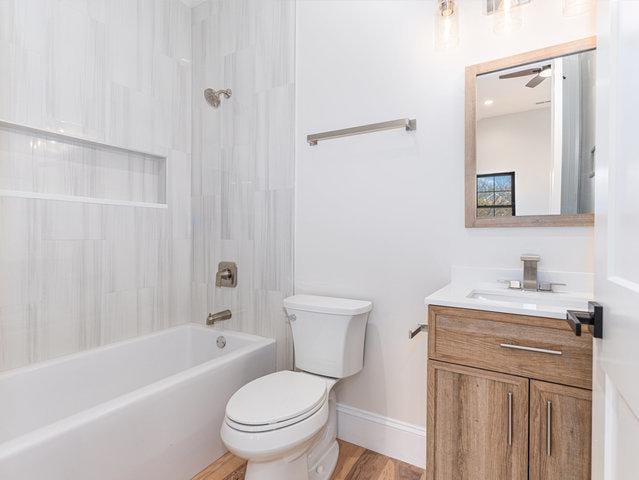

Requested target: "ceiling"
[{"left": 476, "top": 59, "right": 552, "bottom": 120}]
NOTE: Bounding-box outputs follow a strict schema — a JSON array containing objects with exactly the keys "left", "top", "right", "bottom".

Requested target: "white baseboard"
[{"left": 336, "top": 403, "right": 426, "bottom": 469}]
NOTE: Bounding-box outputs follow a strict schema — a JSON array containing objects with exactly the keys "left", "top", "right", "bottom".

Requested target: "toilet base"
[
  {"left": 243, "top": 390, "right": 339, "bottom": 480},
  {"left": 243, "top": 440, "right": 338, "bottom": 480},
  {"left": 244, "top": 450, "right": 310, "bottom": 480},
  {"left": 308, "top": 440, "right": 339, "bottom": 480},
  {"left": 243, "top": 438, "right": 339, "bottom": 480}
]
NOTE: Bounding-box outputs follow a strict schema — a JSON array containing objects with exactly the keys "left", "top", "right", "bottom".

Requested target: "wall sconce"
[
  {"left": 434, "top": 0, "right": 460, "bottom": 51},
  {"left": 562, "top": 0, "right": 595, "bottom": 17}
]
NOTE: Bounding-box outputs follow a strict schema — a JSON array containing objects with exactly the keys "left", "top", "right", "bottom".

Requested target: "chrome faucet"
[
  {"left": 521, "top": 254, "right": 540, "bottom": 291},
  {"left": 207, "top": 310, "right": 232, "bottom": 326},
  {"left": 499, "top": 254, "right": 566, "bottom": 292}
]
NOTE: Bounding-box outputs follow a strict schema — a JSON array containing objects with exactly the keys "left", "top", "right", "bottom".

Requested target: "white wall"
[
  {"left": 295, "top": 0, "right": 595, "bottom": 433},
  {"left": 477, "top": 108, "right": 552, "bottom": 216}
]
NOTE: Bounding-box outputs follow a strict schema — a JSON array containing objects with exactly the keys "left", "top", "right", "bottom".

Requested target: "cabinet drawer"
[{"left": 428, "top": 306, "right": 592, "bottom": 389}]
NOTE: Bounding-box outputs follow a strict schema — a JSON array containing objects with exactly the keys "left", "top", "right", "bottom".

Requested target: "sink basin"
[
  {"left": 425, "top": 268, "right": 594, "bottom": 319},
  {"left": 467, "top": 289, "right": 588, "bottom": 315}
]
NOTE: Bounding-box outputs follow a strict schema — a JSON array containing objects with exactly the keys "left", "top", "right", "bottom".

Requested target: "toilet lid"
[{"left": 226, "top": 371, "right": 328, "bottom": 427}]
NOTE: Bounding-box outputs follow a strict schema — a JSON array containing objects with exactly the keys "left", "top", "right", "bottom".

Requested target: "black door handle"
[{"left": 566, "top": 301, "right": 603, "bottom": 338}]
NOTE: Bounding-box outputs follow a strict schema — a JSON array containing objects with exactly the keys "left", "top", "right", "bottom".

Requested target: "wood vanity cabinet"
[
  {"left": 426, "top": 306, "right": 593, "bottom": 480},
  {"left": 427, "top": 361, "right": 529, "bottom": 480},
  {"left": 529, "top": 381, "right": 592, "bottom": 480}
]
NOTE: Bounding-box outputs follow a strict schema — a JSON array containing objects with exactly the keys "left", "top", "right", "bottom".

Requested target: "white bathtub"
[{"left": 0, "top": 324, "right": 275, "bottom": 480}]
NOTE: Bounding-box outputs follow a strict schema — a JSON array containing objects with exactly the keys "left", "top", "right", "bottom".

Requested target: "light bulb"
[
  {"left": 440, "top": 0, "right": 455, "bottom": 17},
  {"left": 434, "top": 0, "right": 460, "bottom": 51},
  {"left": 563, "top": 0, "right": 595, "bottom": 17},
  {"left": 493, "top": 0, "right": 523, "bottom": 36},
  {"left": 484, "top": 99, "right": 494, "bottom": 106}
]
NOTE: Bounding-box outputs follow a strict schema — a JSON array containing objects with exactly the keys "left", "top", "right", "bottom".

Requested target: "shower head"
[{"left": 204, "top": 88, "right": 232, "bottom": 108}]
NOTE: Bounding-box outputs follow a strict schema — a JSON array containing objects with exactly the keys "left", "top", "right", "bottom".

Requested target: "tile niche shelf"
[{"left": 0, "top": 119, "right": 167, "bottom": 209}]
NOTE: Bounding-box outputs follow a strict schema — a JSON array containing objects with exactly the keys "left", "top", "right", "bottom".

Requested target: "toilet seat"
[
  {"left": 226, "top": 396, "right": 327, "bottom": 433},
  {"left": 225, "top": 371, "right": 328, "bottom": 433}
]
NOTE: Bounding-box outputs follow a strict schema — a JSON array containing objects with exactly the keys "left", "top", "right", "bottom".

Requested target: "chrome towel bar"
[{"left": 307, "top": 118, "right": 416, "bottom": 146}]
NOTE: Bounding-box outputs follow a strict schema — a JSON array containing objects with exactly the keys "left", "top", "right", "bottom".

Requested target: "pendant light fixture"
[
  {"left": 434, "top": 0, "right": 460, "bottom": 51},
  {"left": 492, "top": 0, "right": 524, "bottom": 35},
  {"left": 562, "top": 0, "right": 595, "bottom": 17}
]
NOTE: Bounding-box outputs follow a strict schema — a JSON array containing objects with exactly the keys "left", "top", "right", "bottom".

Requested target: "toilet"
[{"left": 220, "top": 294, "right": 373, "bottom": 480}]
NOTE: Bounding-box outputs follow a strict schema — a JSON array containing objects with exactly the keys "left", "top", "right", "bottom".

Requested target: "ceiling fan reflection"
[{"left": 499, "top": 64, "right": 552, "bottom": 88}]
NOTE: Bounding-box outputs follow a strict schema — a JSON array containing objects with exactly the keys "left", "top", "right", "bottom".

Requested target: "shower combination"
[{"left": 204, "top": 88, "right": 232, "bottom": 108}]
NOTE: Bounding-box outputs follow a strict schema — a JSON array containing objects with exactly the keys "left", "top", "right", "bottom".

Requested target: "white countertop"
[{"left": 424, "top": 267, "right": 593, "bottom": 320}]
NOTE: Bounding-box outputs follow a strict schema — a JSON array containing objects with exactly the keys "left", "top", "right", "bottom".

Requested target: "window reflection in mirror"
[
  {"left": 477, "top": 172, "right": 516, "bottom": 218},
  {"left": 476, "top": 49, "right": 596, "bottom": 217}
]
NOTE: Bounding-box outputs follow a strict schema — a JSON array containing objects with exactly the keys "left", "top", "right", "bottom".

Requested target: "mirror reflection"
[{"left": 475, "top": 49, "right": 596, "bottom": 218}]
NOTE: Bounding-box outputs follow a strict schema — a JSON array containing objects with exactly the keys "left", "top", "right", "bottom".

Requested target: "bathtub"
[{"left": 0, "top": 324, "right": 276, "bottom": 480}]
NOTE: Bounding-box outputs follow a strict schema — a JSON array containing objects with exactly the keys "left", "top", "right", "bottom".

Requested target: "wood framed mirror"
[{"left": 465, "top": 37, "right": 596, "bottom": 228}]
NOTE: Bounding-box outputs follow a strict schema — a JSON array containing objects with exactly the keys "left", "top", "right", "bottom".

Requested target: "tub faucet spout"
[{"left": 207, "top": 310, "right": 232, "bottom": 326}]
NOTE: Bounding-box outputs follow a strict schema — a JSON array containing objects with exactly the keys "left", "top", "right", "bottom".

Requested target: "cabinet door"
[
  {"left": 427, "top": 361, "right": 529, "bottom": 480},
  {"left": 530, "top": 380, "right": 592, "bottom": 480}
]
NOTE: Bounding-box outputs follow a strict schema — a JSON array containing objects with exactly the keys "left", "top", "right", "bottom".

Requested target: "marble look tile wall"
[
  {"left": 0, "top": 124, "right": 166, "bottom": 204},
  {"left": 191, "top": 0, "right": 295, "bottom": 370},
  {"left": 0, "top": 0, "right": 192, "bottom": 371}
]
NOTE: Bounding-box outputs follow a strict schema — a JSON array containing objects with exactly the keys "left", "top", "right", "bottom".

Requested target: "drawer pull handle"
[
  {"left": 507, "top": 392, "right": 513, "bottom": 447},
  {"left": 547, "top": 400, "right": 552, "bottom": 456},
  {"left": 499, "top": 343, "right": 562, "bottom": 356}
]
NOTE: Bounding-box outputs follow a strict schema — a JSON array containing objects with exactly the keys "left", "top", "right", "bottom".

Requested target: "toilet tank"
[{"left": 283, "top": 295, "right": 373, "bottom": 379}]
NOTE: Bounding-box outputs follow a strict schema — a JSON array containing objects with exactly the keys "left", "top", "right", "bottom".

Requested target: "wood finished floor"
[{"left": 193, "top": 440, "right": 425, "bottom": 480}]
